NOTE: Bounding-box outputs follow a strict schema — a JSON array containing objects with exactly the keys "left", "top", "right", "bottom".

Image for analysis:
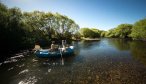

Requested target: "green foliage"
[
  {"left": 91, "top": 28, "right": 100, "bottom": 37},
  {"left": 80, "top": 28, "right": 92, "bottom": 38},
  {"left": 0, "top": 3, "right": 28, "bottom": 51},
  {"left": 115, "top": 24, "right": 133, "bottom": 38},
  {"left": 1, "top": 1, "right": 146, "bottom": 55},
  {"left": 0, "top": 2, "right": 79, "bottom": 53},
  {"left": 73, "top": 31, "right": 81, "bottom": 40},
  {"left": 100, "top": 30, "right": 106, "bottom": 37},
  {"left": 105, "top": 28, "right": 115, "bottom": 38},
  {"left": 79, "top": 28, "right": 100, "bottom": 38},
  {"left": 130, "top": 18, "right": 146, "bottom": 40},
  {"left": 105, "top": 24, "right": 133, "bottom": 38}
]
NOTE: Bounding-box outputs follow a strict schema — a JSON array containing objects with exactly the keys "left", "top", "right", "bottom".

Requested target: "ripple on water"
[
  {"left": 8, "top": 67, "right": 14, "bottom": 71},
  {"left": 19, "top": 69, "right": 29, "bottom": 75},
  {"left": 3, "top": 59, "right": 18, "bottom": 64},
  {"left": 48, "top": 69, "right": 51, "bottom": 72},
  {"left": 18, "top": 64, "right": 25, "bottom": 68},
  {"left": 2, "top": 53, "right": 26, "bottom": 64},
  {"left": 32, "top": 59, "right": 38, "bottom": 62},
  {"left": 18, "top": 76, "right": 37, "bottom": 84},
  {"left": 10, "top": 55, "right": 24, "bottom": 59}
]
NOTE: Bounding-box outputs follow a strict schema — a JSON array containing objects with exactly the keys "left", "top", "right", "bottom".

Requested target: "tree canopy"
[
  {"left": 104, "top": 24, "right": 133, "bottom": 38},
  {"left": 130, "top": 18, "right": 146, "bottom": 40},
  {"left": 79, "top": 28, "right": 100, "bottom": 38},
  {"left": 0, "top": 1, "right": 146, "bottom": 55},
  {"left": 0, "top": 2, "right": 79, "bottom": 54}
]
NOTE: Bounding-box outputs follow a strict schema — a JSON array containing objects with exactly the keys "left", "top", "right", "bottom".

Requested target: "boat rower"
[
  {"left": 50, "top": 41, "right": 55, "bottom": 51},
  {"left": 34, "top": 44, "right": 41, "bottom": 50}
]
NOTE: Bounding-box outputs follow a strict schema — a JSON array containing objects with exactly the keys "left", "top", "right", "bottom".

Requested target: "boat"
[{"left": 34, "top": 46, "right": 74, "bottom": 58}]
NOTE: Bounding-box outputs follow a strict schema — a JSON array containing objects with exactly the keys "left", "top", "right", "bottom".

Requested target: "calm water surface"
[{"left": 0, "top": 38, "right": 146, "bottom": 84}]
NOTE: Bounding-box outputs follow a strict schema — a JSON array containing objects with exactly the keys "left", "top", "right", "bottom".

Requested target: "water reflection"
[
  {"left": 130, "top": 41, "right": 146, "bottom": 66},
  {"left": 106, "top": 38, "right": 146, "bottom": 66},
  {"left": 79, "top": 40, "right": 99, "bottom": 49},
  {"left": 107, "top": 38, "right": 131, "bottom": 50}
]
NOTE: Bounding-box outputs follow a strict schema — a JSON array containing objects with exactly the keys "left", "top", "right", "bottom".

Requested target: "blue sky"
[{"left": 1, "top": 0, "right": 146, "bottom": 30}]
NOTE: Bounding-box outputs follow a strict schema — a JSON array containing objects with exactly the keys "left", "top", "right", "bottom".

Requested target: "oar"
[{"left": 59, "top": 46, "right": 64, "bottom": 65}]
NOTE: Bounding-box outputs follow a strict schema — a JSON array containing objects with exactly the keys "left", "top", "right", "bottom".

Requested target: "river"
[{"left": 0, "top": 38, "right": 146, "bottom": 84}]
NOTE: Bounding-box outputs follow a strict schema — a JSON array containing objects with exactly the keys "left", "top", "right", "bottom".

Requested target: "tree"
[
  {"left": 54, "top": 13, "right": 79, "bottom": 40},
  {"left": 130, "top": 18, "right": 146, "bottom": 40},
  {"left": 114, "top": 24, "right": 133, "bottom": 38},
  {"left": 105, "top": 28, "right": 115, "bottom": 38},
  {"left": 73, "top": 31, "right": 81, "bottom": 40},
  {"left": 105, "top": 24, "right": 133, "bottom": 38},
  {"left": 91, "top": 28, "right": 100, "bottom": 37},
  {"left": 0, "top": 2, "right": 80, "bottom": 55},
  {"left": 100, "top": 30, "right": 107, "bottom": 37},
  {"left": 79, "top": 28, "right": 100, "bottom": 38}
]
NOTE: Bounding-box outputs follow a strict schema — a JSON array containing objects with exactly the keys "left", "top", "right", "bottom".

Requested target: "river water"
[{"left": 0, "top": 38, "right": 146, "bottom": 84}]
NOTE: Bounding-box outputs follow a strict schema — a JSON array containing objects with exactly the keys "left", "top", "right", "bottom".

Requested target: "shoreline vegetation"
[{"left": 0, "top": 2, "right": 146, "bottom": 59}]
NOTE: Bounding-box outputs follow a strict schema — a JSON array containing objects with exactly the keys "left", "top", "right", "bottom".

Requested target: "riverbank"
[{"left": 82, "top": 38, "right": 100, "bottom": 41}]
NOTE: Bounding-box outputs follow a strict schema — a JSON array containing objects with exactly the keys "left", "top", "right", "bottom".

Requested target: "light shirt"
[{"left": 51, "top": 44, "right": 55, "bottom": 50}]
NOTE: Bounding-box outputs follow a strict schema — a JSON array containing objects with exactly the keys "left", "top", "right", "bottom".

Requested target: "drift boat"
[{"left": 34, "top": 46, "right": 74, "bottom": 58}]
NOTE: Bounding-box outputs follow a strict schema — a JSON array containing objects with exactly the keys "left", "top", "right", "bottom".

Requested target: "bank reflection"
[
  {"left": 130, "top": 41, "right": 146, "bottom": 66},
  {"left": 107, "top": 38, "right": 146, "bottom": 66}
]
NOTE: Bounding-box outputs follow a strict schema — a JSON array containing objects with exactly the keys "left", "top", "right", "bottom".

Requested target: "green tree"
[
  {"left": 79, "top": 28, "right": 101, "bottom": 38},
  {"left": 105, "top": 28, "right": 115, "bottom": 37},
  {"left": 79, "top": 28, "right": 94, "bottom": 38},
  {"left": 100, "top": 30, "right": 107, "bottom": 37},
  {"left": 54, "top": 13, "right": 79, "bottom": 40},
  {"left": 114, "top": 24, "right": 133, "bottom": 38},
  {"left": 105, "top": 24, "right": 132, "bottom": 38},
  {"left": 130, "top": 18, "right": 146, "bottom": 40},
  {"left": 0, "top": 2, "right": 80, "bottom": 55},
  {"left": 91, "top": 28, "right": 100, "bottom": 37}
]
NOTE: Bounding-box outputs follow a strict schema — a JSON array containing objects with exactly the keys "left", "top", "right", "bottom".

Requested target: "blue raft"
[{"left": 35, "top": 46, "right": 74, "bottom": 58}]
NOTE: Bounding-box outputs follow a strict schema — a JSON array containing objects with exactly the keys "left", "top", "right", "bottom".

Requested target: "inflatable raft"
[{"left": 35, "top": 46, "right": 74, "bottom": 58}]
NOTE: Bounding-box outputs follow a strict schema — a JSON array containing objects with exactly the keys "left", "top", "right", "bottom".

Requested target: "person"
[
  {"left": 34, "top": 44, "right": 41, "bottom": 50},
  {"left": 62, "top": 40, "right": 66, "bottom": 52},
  {"left": 50, "top": 41, "right": 55, "bottom": 51}
]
